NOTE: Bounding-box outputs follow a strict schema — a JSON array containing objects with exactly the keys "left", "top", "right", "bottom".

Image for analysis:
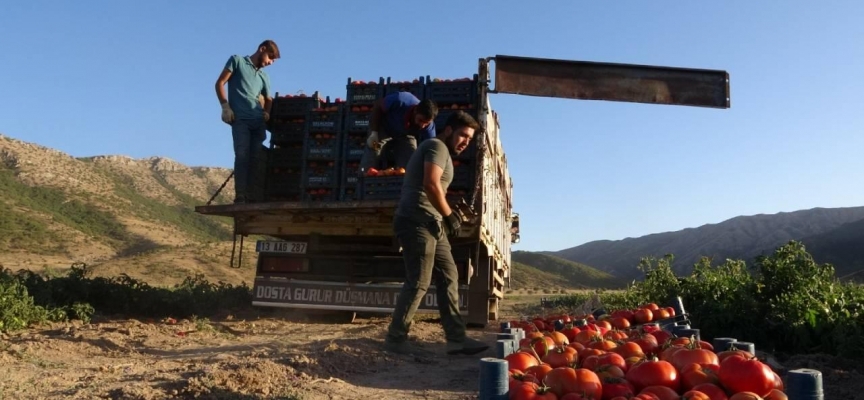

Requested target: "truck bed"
[{"left": 195, "top": 199, "right": 400, "bottom": 237}]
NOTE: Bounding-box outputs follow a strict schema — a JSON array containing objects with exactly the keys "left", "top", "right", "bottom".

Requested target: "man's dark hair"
[
  {"left": 445, "top": 110, "right": 481, "bottom": 133},
  {"left": 258, "top": 40, "right": 280, "bottom": 59},
  {"left": 416, "top": 99, "right": 438, "bottom": 120}
]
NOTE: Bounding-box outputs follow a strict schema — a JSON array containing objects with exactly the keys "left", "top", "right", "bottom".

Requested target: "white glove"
[
  {"left": 221, "top": 102, "right": 235, "bottom": 124},
  {"left": 366, "top": 130, "right": 379, "bottom": 148}
]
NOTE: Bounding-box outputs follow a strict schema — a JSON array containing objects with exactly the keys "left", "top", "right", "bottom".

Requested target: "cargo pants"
[
  {"left": 231, "top": 118, "right": 267, "bottom": 202},
  {"left": 386, "top": 215, "right": 467, "bottom": 344}
]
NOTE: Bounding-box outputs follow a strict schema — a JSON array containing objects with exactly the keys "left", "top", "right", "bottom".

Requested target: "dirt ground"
[{"left": 1, "top": 296, "right": 862, "bottom": 400}]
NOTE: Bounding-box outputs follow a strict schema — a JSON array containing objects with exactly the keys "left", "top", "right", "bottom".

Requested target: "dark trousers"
[
  {"left": 386, "top": 216, "right": 467, "bottom": 343},
  {"left": 231, "top": 118, "right": 267, "bottom": 200},
  {"left": 359, "top": 135, "right": 418, "bottom": 172}
]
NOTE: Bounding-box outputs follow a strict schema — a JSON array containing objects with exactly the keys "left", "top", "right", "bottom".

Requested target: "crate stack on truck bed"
[
  {"left": 303, "top": 100, "right": 344, "bottom": 201},
  {"left": 342, "top": 78, "right": 384, "bottom": 201},
  {"left": 265, "top": 92, "right": 322, "bottom": 202},
  {"left": 260, "top": 74, "right": 483, "bottom": 206}
]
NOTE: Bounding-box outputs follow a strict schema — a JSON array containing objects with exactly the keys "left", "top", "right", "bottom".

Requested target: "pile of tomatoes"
[{"left": 503, "top": 303, "right": 786, "bottom": 400}]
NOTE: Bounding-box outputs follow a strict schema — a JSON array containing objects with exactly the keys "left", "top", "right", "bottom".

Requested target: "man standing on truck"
[
  {"left": 384, "top": 110, "right": 489, "bottom": 356},
  {"left": 360, "top": 92, "right": 438, "bottom": 173},
  {"left": 214, "top": 40, "right": 280, "bottom": 204}
]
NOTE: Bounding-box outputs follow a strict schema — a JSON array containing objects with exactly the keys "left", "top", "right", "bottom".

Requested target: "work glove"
[
  {"left": 443, "top": 212, "right": 462, "bottom": 238},
  {"left": 221, "top": 102, "right": 235, "bottom": 124},
  {"left": 366, "top": 130, "right": 380, "bottom": 150}
]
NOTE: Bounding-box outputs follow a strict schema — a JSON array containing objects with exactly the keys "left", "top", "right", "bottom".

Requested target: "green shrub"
[
  {"left": 548, "top": 240, "right": 864, "bottom": 359},
  {"left": 0, "top": 263, "right": 253, "bottom": 333}
]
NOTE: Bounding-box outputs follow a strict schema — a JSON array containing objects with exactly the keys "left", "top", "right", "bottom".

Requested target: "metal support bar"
[{"left": 489, "top": 54, "right": 730, "bottom": 109}]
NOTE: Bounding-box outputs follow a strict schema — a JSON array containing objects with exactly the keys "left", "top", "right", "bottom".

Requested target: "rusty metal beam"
[{"left": 490, "top": 54, "right": 730, "bottom": 109}]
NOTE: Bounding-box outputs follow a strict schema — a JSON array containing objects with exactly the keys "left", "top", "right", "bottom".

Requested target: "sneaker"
[
  {"left": 446, "top": 337, "right": 490, "bottom": 355},
  {"left": 383, "top": 341, "right": 433, "bottom": 357}
]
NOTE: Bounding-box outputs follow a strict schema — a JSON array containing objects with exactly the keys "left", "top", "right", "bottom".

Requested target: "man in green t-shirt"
[
  {"left": 384, "top": 111, "right": 489, "bottom": 356},
  {"left": 214, "top": 40, "right": 280, "bottom": 203}
]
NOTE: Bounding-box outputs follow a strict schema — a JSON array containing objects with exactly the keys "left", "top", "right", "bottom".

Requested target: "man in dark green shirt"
[{"left": 385, "top": 111, "right": 489, "bottom": 356}]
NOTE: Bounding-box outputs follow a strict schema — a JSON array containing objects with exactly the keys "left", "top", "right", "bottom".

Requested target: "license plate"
[{"left": 256, "top": 240, "right": 307, "bottom": 254}]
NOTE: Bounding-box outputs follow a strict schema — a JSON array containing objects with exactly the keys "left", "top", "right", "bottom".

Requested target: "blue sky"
[{"left": 2, "top": 1, "right": 862, "bottom": 252}]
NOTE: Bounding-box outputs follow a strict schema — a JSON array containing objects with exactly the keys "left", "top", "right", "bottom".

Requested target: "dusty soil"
[{"left": 1, "top": 296, "right": 861, "bottom": 399}]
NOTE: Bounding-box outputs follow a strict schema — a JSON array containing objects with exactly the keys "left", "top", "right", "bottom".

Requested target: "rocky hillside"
[
  {"left": 509, "top": 251, "right": 624, "bottom": 290},
  {"left": 0, "top": 133, "right": 258, "bottom": 286},
  {"left": 551, "top": 206, "right": 864, "bottom": 281}
]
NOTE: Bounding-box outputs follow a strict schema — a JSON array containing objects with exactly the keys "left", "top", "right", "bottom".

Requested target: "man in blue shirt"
[
  {"left": 360, "top": 92, "right": 438, "bottom": 172},
  {"left": 215, "top": 40, "right": 280, "bottom": 203}
]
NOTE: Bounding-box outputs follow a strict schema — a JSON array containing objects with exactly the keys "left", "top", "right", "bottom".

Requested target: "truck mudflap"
[{"left": 252, "top": 277, "right": 469, "bottom": 314}]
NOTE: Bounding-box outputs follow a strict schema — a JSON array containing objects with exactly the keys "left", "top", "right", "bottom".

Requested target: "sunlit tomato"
[
  {"left": 691, "top": 383, "right": 729, "bottom": 400},
  {"left": 545, "top": 367, "right": 603, "bottom": 399},
  {"left": 510, "top": 381, "right": 558, "bottom": 400},
  {"left": 671, "top": 348, "right": 720, "bottom": 371},
  {"left": 505, "top": 351, "right": 540, "bottom": 371},
  {"left": 542, "top": 346, "right": 578, "bottom": 368},
  {"left": 639, "top": 385, "right": 680, "bottom": 400},
  {"left": 718, "top": 355, "right": 775, "bottom": 397},
  {"left": 680, "top": 363, "right": 721, "bottom": 391},
  {"left": 525, "top": 363, "right": 553, "bottom": 383},
  {"left": 625, "top": 359, "right": 679, "bottom": 393}
]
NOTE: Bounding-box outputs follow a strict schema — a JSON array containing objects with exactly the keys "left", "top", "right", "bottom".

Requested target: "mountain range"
[
  {"left": 549, "top": 206, "right": 864, "bottom": 281},
  {"left": 1, "top": 133, "right": 862, "bottom": 289}
]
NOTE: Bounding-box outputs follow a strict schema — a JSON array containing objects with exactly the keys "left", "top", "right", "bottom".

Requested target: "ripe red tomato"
[
  {"left": 729, "top": 393, "right": 764, "bottom": 400},
  {"left": 625, "top": 359, "right": 680, "bottom": 393},
  {"left": 506, "top": 351, "right": 540, "bottom": 371},
  {"left": 763, "top": 389, "right": 788, "bottom": 400},
  {"left": 690, "top": 383, "right": 729, "bottom": 400},
  {"left": 595, "top": 364, "right": 626, "bottom": 380},
  {"left": 510, "top": 374, "right": 540, "bottom": 392},
  {"left": 634, "top": 308, "right": 654, "bottom": 324},
  {"left": 545, "top": 367, "right": 603, "bottom": 399},
  {"left": 615, "top": 341, "right": 645, "bottom": 359},
  {"left": 639, "top": 385, "right": 680, "bottom": 400},
  {"left": 610, "top": 317, "right": 631, "bottom": 330},
  {"left": 596, "top": 352, "right": 627, "bottom": 372},
  {"left": 602, "top": 377, "right": 635, "bottom": 400},
  {"left": 521, "top": 336, "right": 556, "bottom": 358},
  {"left": 548, "top": 331, "right": 570, "bottom": 346},
  {"left": 543, "top": 346, "right": 578, "bottom": 368},
  {"left": 680, "top": 363, "right": 721, "bottom": 391},
  {"left": 683, "top": 390, "right": 712, "bottom": 400},
  {"left": 648, "top": 330, "right": 673, "bottom": 348},
  {"left": 561, "top": 327, "right": 581, "bottom": 343},
  {"left": 510, "top": 381, "right": 559, "bottom": 400},
  {"left": 671, "top": 348, "right": 720, "bottom": 371},
  {"left": 525, "top": 363, "right": 553, "bottom": 383},
  {"left": 631, "top": 334, "right": 660, "bottom": 356},
  {"left": 718, "top": 355, "right": 775, "bottom": 397}
]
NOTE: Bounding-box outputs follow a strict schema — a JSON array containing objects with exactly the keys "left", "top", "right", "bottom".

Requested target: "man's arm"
[
  {"left": 423, "top": 161, "right": 453, "bottom": 218},
  {"left": 215, "top": 68, "right": 232, "bottom": 104},
  {"left": 420, "top": 122, "right": 437, "bottom": 141},
  {"left": 368, "top": 97, "right": 387, "bottom": 133}
]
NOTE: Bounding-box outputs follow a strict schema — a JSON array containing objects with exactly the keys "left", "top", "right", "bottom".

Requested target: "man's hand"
[
  {"left": 263, "top": 111, "right": 270, "bottom": 122},
  {"left": 443, "top": 212, "right": 462, "bottom": 238},
  {"left": 221, "top": 102, "right": 235, "bottom": 124},
  {"left": 366, "top": 131, "right": 380, "bottom": 150}
]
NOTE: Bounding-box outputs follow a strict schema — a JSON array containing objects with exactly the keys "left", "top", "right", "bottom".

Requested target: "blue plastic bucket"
[
  {"left": 786, "top": 368, "right": 824, "bottom": 400},
  {"left": 478, "top": 357, "right": 509, "bottom": 400}
]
